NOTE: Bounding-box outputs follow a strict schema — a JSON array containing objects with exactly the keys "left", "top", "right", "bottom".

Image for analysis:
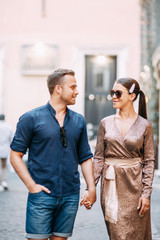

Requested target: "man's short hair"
[{"left": 47, "top": 68, "right": 75, "bottom": 95}]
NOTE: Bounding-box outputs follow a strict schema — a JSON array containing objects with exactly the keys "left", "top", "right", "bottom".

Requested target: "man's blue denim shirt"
[{"left": 10, "top": 102, "right": 93, "bottom": 197}]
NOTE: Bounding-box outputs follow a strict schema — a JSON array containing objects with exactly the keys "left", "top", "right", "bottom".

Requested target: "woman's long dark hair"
[{"left": 116, "top": 78, "right": 147, "bottom": 119}]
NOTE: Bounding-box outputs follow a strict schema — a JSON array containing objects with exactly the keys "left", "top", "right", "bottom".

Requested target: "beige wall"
[{"left": 0, "top": 0, "right": 141, "bottom": 129}]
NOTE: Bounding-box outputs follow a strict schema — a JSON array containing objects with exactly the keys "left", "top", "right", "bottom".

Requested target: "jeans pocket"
[{"left": 28, "top": 190, "right": 45, "bottom": 199}]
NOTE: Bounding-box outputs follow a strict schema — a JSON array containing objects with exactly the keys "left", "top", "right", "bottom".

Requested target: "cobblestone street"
[{"left": 0, "top": 171, "right": 160, "bottom": 240}]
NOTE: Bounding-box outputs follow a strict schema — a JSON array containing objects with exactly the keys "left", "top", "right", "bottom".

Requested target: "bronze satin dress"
[{"left": 93, "top": 115, "right": 155, "bottom": 240}]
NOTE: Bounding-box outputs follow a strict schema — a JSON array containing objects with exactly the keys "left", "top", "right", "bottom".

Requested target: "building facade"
[
  {"left": 140, "top": 0, "right": 160, "bottom": 169},
  {"left": 0, "top": 0, "right": 141, "bottom": 136}
]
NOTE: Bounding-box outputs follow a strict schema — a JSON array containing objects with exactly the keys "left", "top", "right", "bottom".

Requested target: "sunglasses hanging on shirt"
[{"left": 60, "top": 127, "right": 67, "bottom": 147}]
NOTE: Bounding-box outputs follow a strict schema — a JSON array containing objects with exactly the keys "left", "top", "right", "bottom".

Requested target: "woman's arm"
[
  {"left": 141, "top": 123, "right": 155, "bottom": 198},
  {"left": 93, "top": 121, "right": 105, "bottom": 186},
  {"left": 138, "top": 123, "right": 155, "bottom": 216}
]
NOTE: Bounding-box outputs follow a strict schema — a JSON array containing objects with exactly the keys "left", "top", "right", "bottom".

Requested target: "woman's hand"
[
  {"left": 80, "top": 189, "right": 96, "bottom": 210},
  {"left": 137, "top": 196, "right": 150, "bottom": 217}
]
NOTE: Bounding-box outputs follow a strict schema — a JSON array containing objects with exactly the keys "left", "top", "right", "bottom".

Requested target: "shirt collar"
[
  {"left": 46, "top": 101, "right": 56, "bottom": 115},
  {"left": 46, "top": 101, "right": 70, "bottom": 118}
]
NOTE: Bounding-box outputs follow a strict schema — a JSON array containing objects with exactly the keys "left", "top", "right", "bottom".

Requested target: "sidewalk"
[{"left": 0, "top": 171, "right": 160, "bottom": 240}]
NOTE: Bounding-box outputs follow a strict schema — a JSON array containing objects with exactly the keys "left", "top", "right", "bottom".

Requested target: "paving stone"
[{"left": 0, "top": 172, "right": 160, "bottom": 240}]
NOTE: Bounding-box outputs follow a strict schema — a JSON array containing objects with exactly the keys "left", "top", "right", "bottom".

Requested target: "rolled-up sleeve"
[
  {"left": 10, "top": 113, "right": 33, "bottom": 154},
  {"left": 77, "top": 118, "right": 93, "bottom": 164}
]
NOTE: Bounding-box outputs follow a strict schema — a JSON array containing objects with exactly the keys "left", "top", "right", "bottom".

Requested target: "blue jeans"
[{"left": 26, "top": 191, "right": 79, "bottom": 239}]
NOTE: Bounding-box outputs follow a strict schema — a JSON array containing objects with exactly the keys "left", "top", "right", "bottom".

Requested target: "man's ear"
[{"left": 55, "top": 85, "right": 62, "bottom": 95}]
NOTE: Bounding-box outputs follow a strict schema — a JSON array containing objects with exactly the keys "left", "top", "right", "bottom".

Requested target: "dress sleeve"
[
  {"left": 142, "top": 123, "right": 155, "bottom": 199},
  {"left": 93, "top": 121, "right": 105, "bottom": 186}
]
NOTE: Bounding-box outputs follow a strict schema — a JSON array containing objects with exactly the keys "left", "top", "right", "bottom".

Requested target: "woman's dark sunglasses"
[
  {"left": 60, "top": 127, "right": 67, "bottom": 147},
  {"left": 110, "top": 90, "right": 129, "bottom": 99}
]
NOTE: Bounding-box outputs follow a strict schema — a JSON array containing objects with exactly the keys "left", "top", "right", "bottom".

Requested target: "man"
[
  {"left": 10, "top": 69, "right": 96, "bottom": 240},
  {"left": 0, "top": 114, "right": 13, "bottom": 191}
]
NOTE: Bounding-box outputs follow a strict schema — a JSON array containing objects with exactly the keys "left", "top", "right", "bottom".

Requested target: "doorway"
[{"left": 85, "top": 55, "right": 116, "bottom": 136}]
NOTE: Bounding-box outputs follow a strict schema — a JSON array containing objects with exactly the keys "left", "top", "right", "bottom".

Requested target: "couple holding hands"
[{"left": 10, "top": 68, "right": 154, "bottom": 240}]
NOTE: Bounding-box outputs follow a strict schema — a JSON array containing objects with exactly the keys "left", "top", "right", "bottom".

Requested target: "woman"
[{"left": 93, "top": 78, "right": 155, "bottom": 240}]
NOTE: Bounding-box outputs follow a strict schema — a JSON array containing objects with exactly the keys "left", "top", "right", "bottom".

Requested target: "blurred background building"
[
  {"left": 140, "top": 0, "right": 160, "bottom": 170},
  {"left": 0, "top": 0, "right": 159, "bottom": 169}
]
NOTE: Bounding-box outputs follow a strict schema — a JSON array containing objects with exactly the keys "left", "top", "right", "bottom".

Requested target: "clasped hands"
[{"left": 80, "top": 188, "right": 96, "bottom": 210}]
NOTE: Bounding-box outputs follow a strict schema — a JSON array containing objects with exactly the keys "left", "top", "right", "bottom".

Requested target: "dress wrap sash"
[{"left": 104, "top": 157, "right": 142, "bottom": 224}]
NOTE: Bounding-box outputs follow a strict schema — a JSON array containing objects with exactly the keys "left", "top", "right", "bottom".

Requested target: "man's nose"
[{"left": 75, "top": 89, "right": 79, "bottom": 95}]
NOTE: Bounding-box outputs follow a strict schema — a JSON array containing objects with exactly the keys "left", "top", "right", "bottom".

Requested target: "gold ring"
[{"left": 139, "top": 214, "right": 144, "bottom": 218}]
